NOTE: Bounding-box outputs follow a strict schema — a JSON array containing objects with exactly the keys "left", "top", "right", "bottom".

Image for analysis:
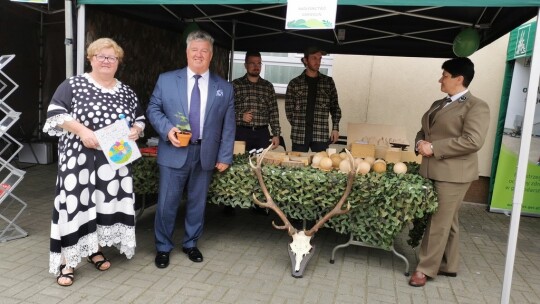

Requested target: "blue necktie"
[{"left": 189, "top": 75, "right": 201, "bottom": 142}]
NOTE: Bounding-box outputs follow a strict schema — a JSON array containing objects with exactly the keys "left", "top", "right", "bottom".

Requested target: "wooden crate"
[
  {"left": 281, "top": 160, "right": 306, "bottom": 168},
  {"left": 351, "top": 143, "right": 375, "bottom": 158},
  {"left": 401, "top": 150, "right": 422, "bottom": 163},
  {"left": 288, "top": 156, "right": 310, "bottom": 166},
  {"left": 233, "top": 141, "right": 246, "bottom": 155},
  {"left": 385, "top": 148, "right": 402, "bottom": 163}
]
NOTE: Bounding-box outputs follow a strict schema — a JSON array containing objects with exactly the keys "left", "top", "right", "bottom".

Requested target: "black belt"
[
  {"left": 190, "top": 139, "right": 202, "bottom": 145},
  {"left": 238, "top": 125, "right": 268, "bottom": 130}
]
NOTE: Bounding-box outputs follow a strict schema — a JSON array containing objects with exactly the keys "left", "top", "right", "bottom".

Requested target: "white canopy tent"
[{"left": 64, "top": 1, "right": 540, "bottom": 303}]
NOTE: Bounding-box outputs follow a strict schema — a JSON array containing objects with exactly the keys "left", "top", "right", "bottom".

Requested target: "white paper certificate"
[{"left": 94, "top": 119, "right": 141, "bottom": 170}]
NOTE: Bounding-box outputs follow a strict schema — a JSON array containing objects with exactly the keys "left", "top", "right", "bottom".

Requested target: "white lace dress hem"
[{"left": 49, "top": 223, "right": 136, "bottom": 275}]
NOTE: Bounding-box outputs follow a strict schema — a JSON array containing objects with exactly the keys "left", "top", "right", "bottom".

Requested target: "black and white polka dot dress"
[{"left": 44, "top": 73, "right": 145, "bottom": 275}]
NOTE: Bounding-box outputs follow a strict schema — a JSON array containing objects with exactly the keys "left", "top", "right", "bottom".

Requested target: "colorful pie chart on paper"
[{"left": 108, "top": 140, "right": 133, "bottom": 164}]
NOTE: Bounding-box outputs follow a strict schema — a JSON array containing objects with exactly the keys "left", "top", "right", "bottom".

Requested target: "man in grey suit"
[
  {"left": 146, "top": 30, "right": 235, "bottom": 268},
  {"left": 409, "top": 57, "right": 490, "bottom": 287}
]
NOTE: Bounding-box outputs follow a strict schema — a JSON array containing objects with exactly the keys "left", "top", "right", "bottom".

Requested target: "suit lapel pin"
[{"left": 458, "top": 96, "right": 468, "bottom": 103}]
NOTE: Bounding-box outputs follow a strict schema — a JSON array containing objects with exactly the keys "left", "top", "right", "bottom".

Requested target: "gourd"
[
  {"left": 319, "top": 157, "right": 333, "bottom": 171},
  {"left": 393, "top": 162, "right": 407, "bottom": 174},
  {"left": 330, "top": 154, "right": 342, "bottom": 168},
  {"left": 316, "top": 151, "right": 329, "bottom": 158},
  {"left": 339, "top": 159, "right": 351, "bottom": 173},
  {"left": 311, "top": 154, "right": 323, "bottom": 168},
  {"left": 357, "top": 160, "right": 371, "bottom": 175},
  {"left": 373, "top": 159, "right": 387, "bottom": 173},
  {"left": 364, "top": 156, "right": 375, "bottom": 166}
]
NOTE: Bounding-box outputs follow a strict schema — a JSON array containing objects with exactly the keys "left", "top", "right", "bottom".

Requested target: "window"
[{"left": 231, "top": 52, "right": 334, "bottom": 95}]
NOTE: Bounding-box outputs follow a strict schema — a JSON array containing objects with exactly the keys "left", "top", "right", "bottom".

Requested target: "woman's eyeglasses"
[{"left": 94, "top": 55, "right": 118, "bottom": 63}]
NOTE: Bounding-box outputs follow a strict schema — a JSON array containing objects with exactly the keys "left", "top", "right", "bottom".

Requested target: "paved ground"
[{"left": 1, "top": 163, "right": 540, "bottom": 304}]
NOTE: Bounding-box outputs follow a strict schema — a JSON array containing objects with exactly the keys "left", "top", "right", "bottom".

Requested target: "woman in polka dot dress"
[{"left": 43, "top": 38, "right": 145, "bottom": 286}]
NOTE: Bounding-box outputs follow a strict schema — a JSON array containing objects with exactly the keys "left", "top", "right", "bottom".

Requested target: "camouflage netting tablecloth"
[{"left": 133, "top": 154, "right": 438, "bottom": 249}]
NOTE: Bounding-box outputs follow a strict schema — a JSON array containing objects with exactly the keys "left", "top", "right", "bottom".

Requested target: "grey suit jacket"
[{"left": 415, "top": 91, "right": 490, "bottom": 183}]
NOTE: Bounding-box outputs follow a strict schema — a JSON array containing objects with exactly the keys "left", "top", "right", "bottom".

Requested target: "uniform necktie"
[
  {"left": 189, "top": 75, "right": 201, "bottom": 141},
  {"left": 429, "top": 97, "right": 451, "bottom": 126}
]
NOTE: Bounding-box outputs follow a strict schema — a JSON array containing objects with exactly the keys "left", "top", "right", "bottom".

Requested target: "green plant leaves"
[{"left": 132, "top": 157, "right": 159, "bottom": 194}]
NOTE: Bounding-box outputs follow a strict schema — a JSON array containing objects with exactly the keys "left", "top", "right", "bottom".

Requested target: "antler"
[
  {"left": 249, "top": 144, "right": 298, "bottom": 236},
  {"left": 304, "top": 149, "right": 356, "bottom": 237}
]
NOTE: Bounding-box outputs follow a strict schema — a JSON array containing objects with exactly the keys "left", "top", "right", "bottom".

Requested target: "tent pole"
[
  {"left": 38, "top": 11, "right": 44, "bottom": 141},
  {"left": 228, "top": 19, "right": 236, "bottom": 82},
  {"left": 76, "top": 4, "right": 86, "bottom": 75},
  {"left": 500, "top": 11, "right": 540, "bottom": 304},
  {"left": 64, "top": 0, "right": 73, "bottom": 78}
]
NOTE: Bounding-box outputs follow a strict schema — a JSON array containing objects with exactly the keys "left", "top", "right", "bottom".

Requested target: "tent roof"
[
  {"left": 79, "top": 0, "right": 540, "bottom": 6},
  {"left": 78, "top": 1, "right": 540, "bottom": 58}
]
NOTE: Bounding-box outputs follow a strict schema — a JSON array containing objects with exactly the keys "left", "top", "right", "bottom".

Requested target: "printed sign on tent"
[{"left": 286, "top": 0, "right": 337, "bottom": 30}]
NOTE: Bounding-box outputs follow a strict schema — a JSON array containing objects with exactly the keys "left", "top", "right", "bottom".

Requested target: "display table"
[{"left": 132, "top": 154, "right": 438, "bottom": 274}]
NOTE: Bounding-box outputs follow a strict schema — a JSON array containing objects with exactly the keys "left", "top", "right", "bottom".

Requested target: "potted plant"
[{"left": 175, "top": 112, "right": 192, "bottom": 147}]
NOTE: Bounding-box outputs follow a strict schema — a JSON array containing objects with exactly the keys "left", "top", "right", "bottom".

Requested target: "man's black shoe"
[
  {"left": 182, "top": 247, "right": 203, "bottom": 263},
  {"left": 155, "top": 251, "right": 170, "bottom": 268}
]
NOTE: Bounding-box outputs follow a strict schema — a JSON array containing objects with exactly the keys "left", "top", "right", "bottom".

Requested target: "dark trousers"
[
  {"left": 235, "top": 126, "right": 271, "bottom": 152},
  {"left": 292, "top": 141, "right": 328, "bottom": 152},
  {"left": 154, "top": 144, "right": 213, "bottom": 252}
]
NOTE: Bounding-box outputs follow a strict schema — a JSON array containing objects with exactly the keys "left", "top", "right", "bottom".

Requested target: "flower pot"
[{"left": 176, "top": 132, "right": 192, "bottom": 147}]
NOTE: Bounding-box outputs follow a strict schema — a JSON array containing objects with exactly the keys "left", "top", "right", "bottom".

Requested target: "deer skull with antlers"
[{"left": 249, "top": 145, "right": 357, "bottom": 278}]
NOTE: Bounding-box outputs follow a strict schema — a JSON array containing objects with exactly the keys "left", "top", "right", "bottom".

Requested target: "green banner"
[
  {"left": 491, "top": 146, "right": 540, "bottom": 215},
  {"left": 490, "top": 21, "right": 540, "bottom": 216}
]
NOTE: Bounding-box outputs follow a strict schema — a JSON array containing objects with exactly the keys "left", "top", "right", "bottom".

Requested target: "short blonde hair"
[{"left": 86, "top": 38, "right": 124, "bottom": 63}]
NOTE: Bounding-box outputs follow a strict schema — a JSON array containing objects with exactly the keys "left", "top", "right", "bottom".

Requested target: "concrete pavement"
[{"left": 0, "top": 163, "right": 539, "bottom": 303}]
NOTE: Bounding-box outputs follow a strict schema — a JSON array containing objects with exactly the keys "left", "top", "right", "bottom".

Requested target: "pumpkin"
[
  {"left": 357, "top": 161, "right": 371, "bottom": 175},
  {"left": 364, "top": 156, "right": 375, "bottom": 166},
  {"left": 319, "top": 157, "right": 333, "bottom": 171},
  {"left": 339, "top": 152, "right": 348, "bottom": 159},
  {"left": 393, "top": 162, "right": 407, "bottom": 174},
  {"left": 339, "top": 159, "right": 351, "bottom": 173},
  {"left": 373, "top": 160, "right": 387, "bottom": 173},
  {"left": 330, "top": 154, "right": 342, "bottom": 168}
]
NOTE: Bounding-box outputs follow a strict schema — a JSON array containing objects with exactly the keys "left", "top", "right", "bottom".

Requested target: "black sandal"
[
  {"left": 86, "top": 251, "right": 110, "bottom": 271},
  {"left": 56, "top": 264, "right": 74, "bottom": 287}
]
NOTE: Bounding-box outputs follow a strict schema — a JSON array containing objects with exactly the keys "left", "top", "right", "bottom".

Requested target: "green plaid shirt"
[
  {"left": 232, "top": 74, "right": 281, "bottom": 136},
  {"left": 285, "top": 70, "right": 341, "bottom": 144}
]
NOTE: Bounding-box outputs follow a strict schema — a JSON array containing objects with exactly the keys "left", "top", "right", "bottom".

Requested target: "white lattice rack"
[{"left": 0, "top": 54, "right": 28, "bottom": 242}]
